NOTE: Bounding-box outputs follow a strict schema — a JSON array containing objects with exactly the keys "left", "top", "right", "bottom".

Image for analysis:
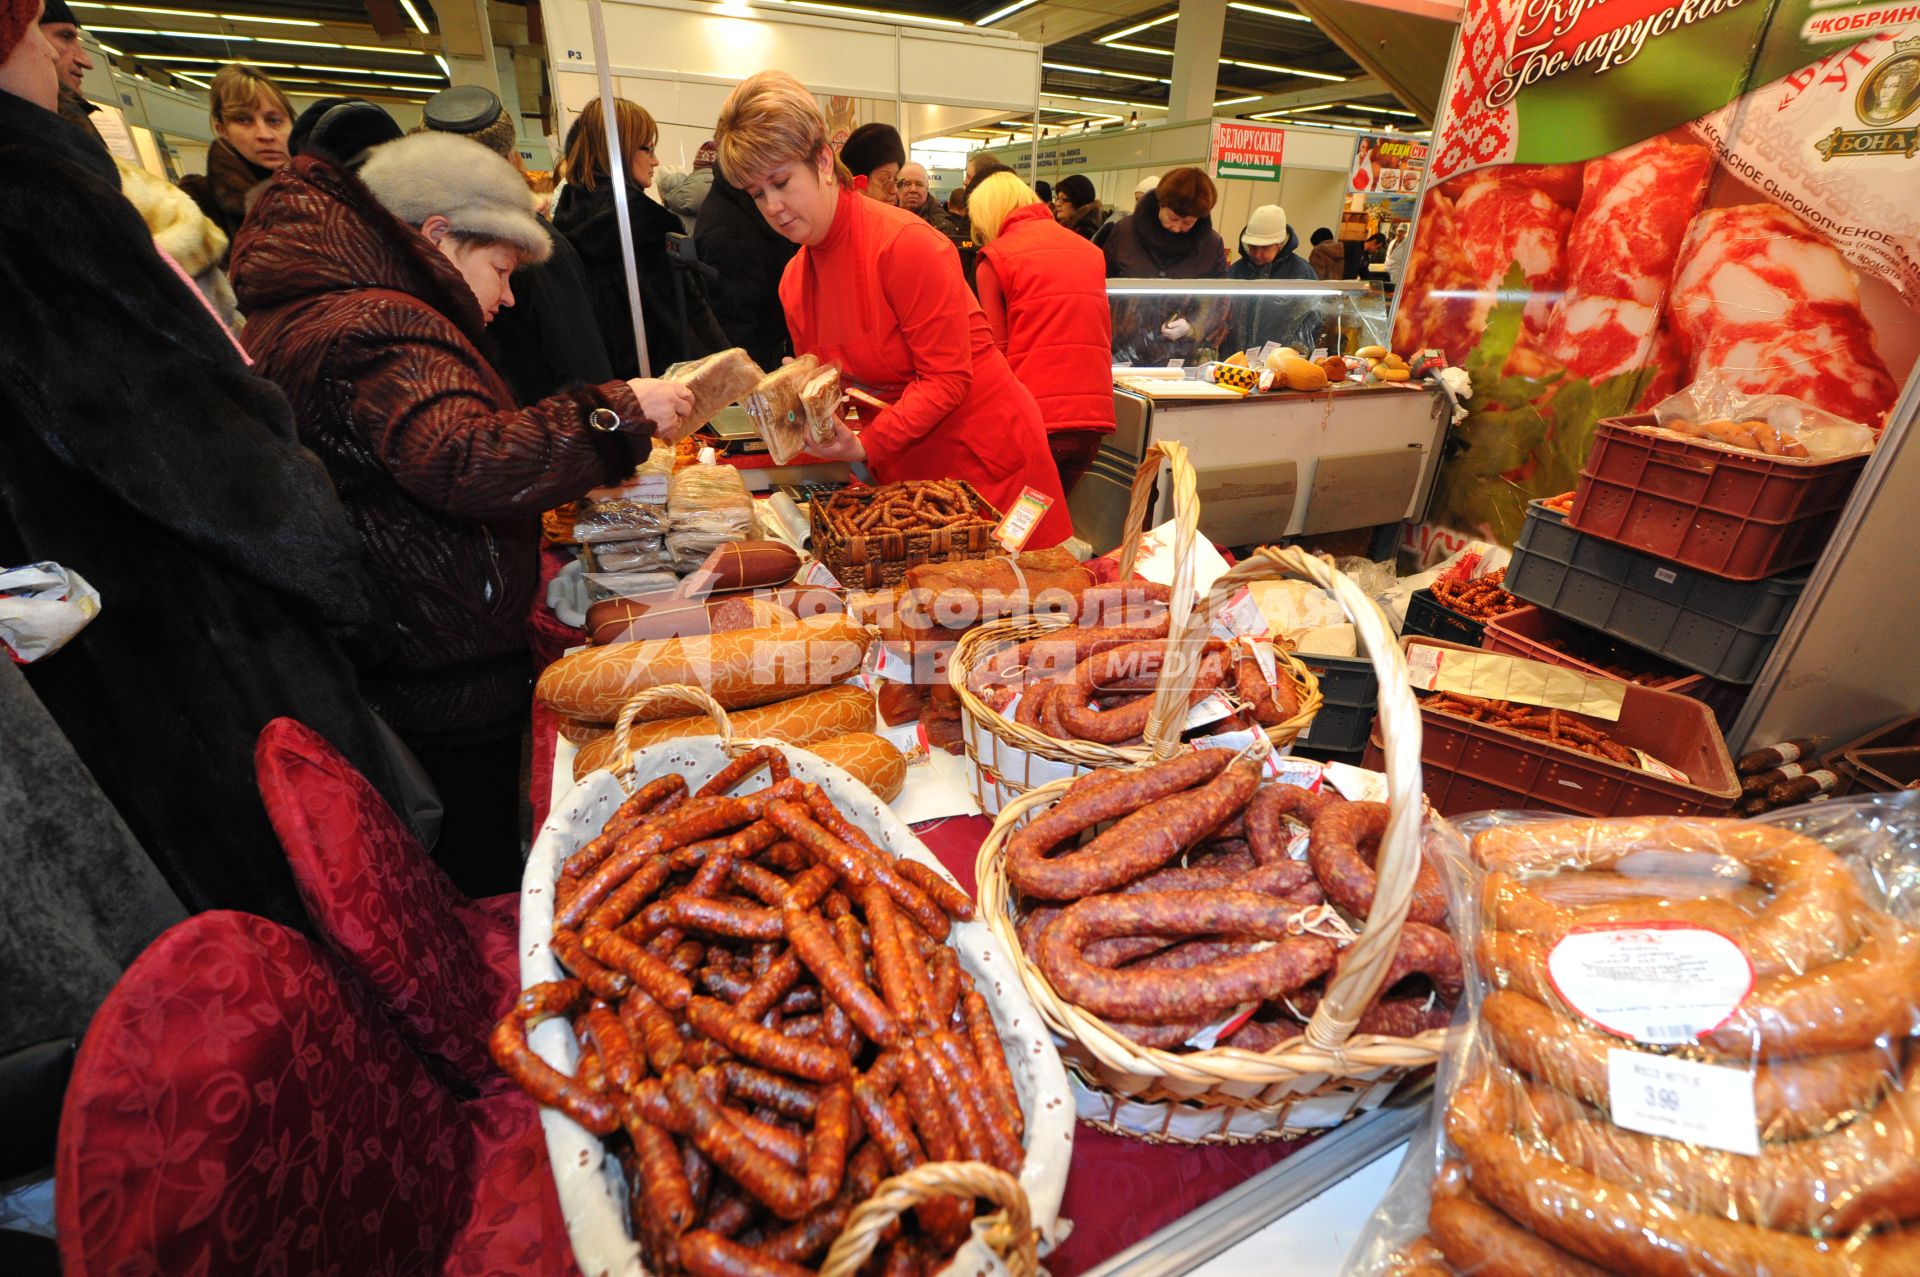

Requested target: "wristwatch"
[{"left": 587, "top": 407, "right": 622, "bottom": 433}]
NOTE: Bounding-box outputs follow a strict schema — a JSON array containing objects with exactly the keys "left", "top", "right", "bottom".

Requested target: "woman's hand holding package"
[
  {"left": 807, "top": 415, "right": 867, "bottom": 463},
  {"left": 627, "top": 378, "right": 697, "bottom": 441}
]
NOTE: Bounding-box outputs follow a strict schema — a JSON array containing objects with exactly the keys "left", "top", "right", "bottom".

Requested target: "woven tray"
[
  {"left": 974, "top": 547, "right": 1445, "bottom": 1142},
  {"left": 809, "top": 480, "right": 1003, "bottom": 590},
  {"left": 522, "top": 684, "right": 1074, "bottom": 1277},
  {"left": 949, "top": 441, "right": 1320, "bottom": 813}
]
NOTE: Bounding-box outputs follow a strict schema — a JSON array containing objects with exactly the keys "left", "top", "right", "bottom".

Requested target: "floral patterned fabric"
[
  {"left": 254, "top": 717, "right": 517, "bottom": 1092},
  {"left": 450, "top": 1091, "right": 580, "bottom": 1277},
  {"left": 56, "top": 911, "right": 472, "bottom": 1275}
]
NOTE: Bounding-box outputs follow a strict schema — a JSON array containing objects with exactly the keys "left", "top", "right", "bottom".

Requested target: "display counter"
[{"left": 1073, "top": 280, "right": 1451, "bottom": 553}]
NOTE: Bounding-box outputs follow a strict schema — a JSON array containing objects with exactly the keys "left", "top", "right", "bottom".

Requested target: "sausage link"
[
  {"left": 696, "top": 745, "right": 792, "bottom": 798},
  {"left": 799, "top": 788, "right": 950, "bottom": 940},
  {"left": 487, "top": 981, "right": 620, "bottom": 1135},
  {"left": 584, "top": 1002, "right": 644, "bottom": 1091},
  {"left": 785, "top": 908, "right": 898, "bottom": 1048},
  {"left": 677, "top": 1229, "right": 814, "bottom": 1277},
  {"left": 932, "top": 1029, "right": 1022, "bottom": 1173},
  {"left": 1428, "top": 1187, "right": 1610, "bottom": 1277},
  {"left": 626, "top": 1111, "right": 697, "bottom": 1251},
  {"left": 803, "top": 1080, "right": 854, "bottom": 1207},
  {"left": 961, "top": 987, "right": 1024, "bottom": 1140},
  {"left": 562, "top": 774, "right": 688, "bottom": 879},
  {"left": 580, "top": 925, "right": 693, "bottom": 1010},
  {"left": 894, "top": 859, "right": 975, "bottom": 922},
  {"left": 864, "top": 884, "right": 920, "bottom": 1025},
  {"left": 1245, "top": 783, "right": 1341, "bottom": 866},
  {"left": 685, "top": 996, "right": 849, "bottom": 1082},
  {"left": 912, "top": 1032, "right": 991, "bottom": 1166},
  {"left": 927, "top": 946, "right": 962, "bottom": 1029},
  {"left": 550, "top": 927, "right": 633, "bottom": 1000},
  {"left": 1308, "top": 801, "right": 1449, "bottom": 925},
  {"left": 717, "top": 1061, "right": 819, "bottom": 1122},
  {"left": 1234, "top": 646, "right": 1299, "bottom": 727},
  {"left": 662, "top": 896, "right": 789, "bottom": 941},
  {"left": 584, "top": 854, "right": 676, "bottom": 933},
  {"left": 735, "top": 948, "right": 805, "bottom": 1024},
  {"left": 664, "top": 1066, "right": 812, "bottom": 1221},
  {"left": 561, "top": 796, "right": 771, "bottom": 931}
]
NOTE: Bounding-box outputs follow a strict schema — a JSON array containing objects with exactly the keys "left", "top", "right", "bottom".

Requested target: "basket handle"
[
  {"left": 1104, "top": 440, "right": 1205, "bottom": 760},
  {"left": 818, "top": 1161, "right": 1036, "bottom": 1277},
  {"left": 608, "top": 682, "right": 745, "bottom": 784},
  {"left": 1168, "top": 546, "right": 1425, "bottom": 1049}
]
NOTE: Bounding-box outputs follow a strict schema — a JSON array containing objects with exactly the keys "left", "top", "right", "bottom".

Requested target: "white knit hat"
[
  {"left": 1133, "top": 174, "right": 1159, "bottom": 198},
  {"left": 359, "top": 131, "right": 551, "bottom": 263},
  {"left": 1242, "top": 204, "right": 1288, "bottom": 247}
]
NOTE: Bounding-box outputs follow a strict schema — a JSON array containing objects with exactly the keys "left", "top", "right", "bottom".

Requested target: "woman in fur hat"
[{"left": 232, "top": 131, "right": 697, "bottom": 894}]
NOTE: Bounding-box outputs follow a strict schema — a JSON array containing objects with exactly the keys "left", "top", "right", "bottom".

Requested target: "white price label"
[
  {"left": 994, "top": 486, "right": 1055, "bottom": 552},
  {"left": 1631, "top": 748, "right": 1692, "bottom": 784},
  {"left": 1188, "top": 729, "right": 1286, "bottom": 777},
  {"left": 1212, "top": 586, "right": 1269, "bottom": 639},
  {"left": 798, "top": 558, "right": 842, "bottom": 588},
  {"left": 866, "top": 642, "right": 915, "bottom": 684},
  {"left": 1607, "top": 1049, "right": 1759, "bottom": 1157},
  {"left": 1183, "top": 692, "right": 1237, "bottom": 731},
  {"left": 877, "top": 718, "right": 931, "bottom": 764},
  {"left": 1247, "top": 637, "right": 1279, "bottom": 684},
  {"left": 1549, "top": 924, "right": 1755, "bottom": 1044},
  {"left": 1184, "top": 1002, "right": 1259, "bottom": 1051}
]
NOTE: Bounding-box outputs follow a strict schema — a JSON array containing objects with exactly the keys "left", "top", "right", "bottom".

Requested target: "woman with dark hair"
[
  {"left": 552, "top": 96, "right": 725, "bottom": 377},
  {"left": 714, "top": 72, "right": 1072, "bottom": 548},
  {"left": 1049, "top": 172, "right": 1104, "bottom": 240},
  {"left": 1101, "top": 165, "right": 1227, "bottom": 279},
  {"left": 839, "top": 122, "right": 904, "bottom": 204},
  {"left": 232, "top": 130, "right": 696, "bottom": 894}
]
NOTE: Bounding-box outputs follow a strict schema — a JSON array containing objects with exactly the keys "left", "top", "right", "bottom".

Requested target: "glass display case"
[{"left": 1105, "top": 278, "right": 1392, "bottom": 368}]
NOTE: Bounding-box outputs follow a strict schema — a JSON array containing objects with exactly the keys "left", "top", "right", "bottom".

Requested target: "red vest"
[{"left": 980, "top": 204, "right": 1116, "bottom": 436}]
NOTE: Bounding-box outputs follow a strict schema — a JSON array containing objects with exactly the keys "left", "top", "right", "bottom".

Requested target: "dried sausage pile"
[
  {"left": 964, "top": 589, "right": 1303, "bottom": 748},
  {"left": 1374, "top": 815, "right": 1920, "bottom": 1277},
  {"left": 1421, "top": 692, "right": 1637, "bottom": 765},
  {"left": 1006, "top": 750, "right": 1459, "bottom": 1052},
  {"left": 491, "top": 749, "right": 1024, "bottom": 1277},
  {"left": 820, "top": 481, "right": 995, "bottom": 539},
  {"left": 1428, "top": 569, "right": 1522, "bottom": 622}
]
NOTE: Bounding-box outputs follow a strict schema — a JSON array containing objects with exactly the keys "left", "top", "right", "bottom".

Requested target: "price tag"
[
  {"left": 1183, "top": 692, "right": 1236, "bottom": 731},
  {"left": 1188, "top": 729, "right": 1286, "bottom": 777},
  {"left": 1607, "top": 1049, "right": 1759, "bottom": 1156},
  {"left": 1246, "top": 637, "right": 1279, "bottom": 684},
  {"left": 994, "top": 487, "right": 1055, "bottom": 553},
  {"left": 1211, "top": 587, "right": 1270, "bottom": 639},
  {"left": 877, "top": 718, "right": 931, "bottom": 765},
  {"left": 798, "top": 558, "right": 842, "bottom": 589},
  {"left": 866, "top": 642, "right": 915, "bottom": 684},
  {"left": 1310, "top": 346, "right": 1329, "bottom": 362},
  {"left": 1184, "top": 1002, "right": 1259, "bottom": 1050},
  {"left": 1548, "top": 923, "right": 1755, "bottom": 1045},
  {"left": 1631, "top": 749, "right": 1692, "bottom": 784}
]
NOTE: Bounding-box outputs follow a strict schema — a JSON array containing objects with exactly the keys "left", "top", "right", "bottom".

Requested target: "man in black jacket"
[
  {"left": 423, "top": 84, "right": 613, "bottom": 403},
  {"left": 0, "top": 15, "right": 404, "bottom": 928},
  {"left": 694, "top": 153, "right": 798, "bottom": 371}
]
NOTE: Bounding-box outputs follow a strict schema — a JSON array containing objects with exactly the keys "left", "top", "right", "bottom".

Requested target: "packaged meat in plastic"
[
  {"left": 1343, "top": 794, "right": 1920, "bottom": 1277},
  {"left": 1647, "top": 375, "right": 1878, "bottom": 460},
  {"left": 661, "top": 347, "right": 765, "bottom": 432},
  {"left": 587, "top": 536, "right": 671, "bottom": 574},
  {"left": 665, "top": 461, "right": 753, "bottom": 573},
  {"left": 745, "top": 354, "right": 841, "bottom": 464}
]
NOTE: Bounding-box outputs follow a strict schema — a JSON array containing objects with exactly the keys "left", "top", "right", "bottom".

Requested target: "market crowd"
[{"left": 0, "top": 2, "right": 1391, "bottom": 1232}]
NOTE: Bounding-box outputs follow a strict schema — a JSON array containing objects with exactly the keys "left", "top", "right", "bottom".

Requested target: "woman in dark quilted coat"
[{"left": 231, "top": 131, "right": 695, "bottom": 895}]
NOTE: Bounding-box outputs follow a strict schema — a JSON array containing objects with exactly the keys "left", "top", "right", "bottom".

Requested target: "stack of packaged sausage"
[{"left": 1346, "top": 801, "right": 1920, "bottom": 1276}]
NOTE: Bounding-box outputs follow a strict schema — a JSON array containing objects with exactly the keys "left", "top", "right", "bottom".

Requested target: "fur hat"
[
  {"left": 359, "top": 131, "right": 550, "bottom": 263},
  {"left": 1242, "top": 204, "right": 1288, "bottom": 247},
  {"left": 1, "top": 0, "right": 37, "bottom": 63}
]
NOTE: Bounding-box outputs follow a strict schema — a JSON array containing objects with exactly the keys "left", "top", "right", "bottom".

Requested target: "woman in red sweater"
[
  {"left": 969, "top": 170, "right": 1115, "bottom": 496},
  {"left": 713, "top": 72, "right": 1072, "bottom": 548}
]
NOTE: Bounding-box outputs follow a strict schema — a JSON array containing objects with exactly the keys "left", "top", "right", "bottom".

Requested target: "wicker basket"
[
  {"left": 949, "top": 441, "right": 1321, "bottom": 814},
  {"left": 974, "top": 546, "right": 1444, "bottom": 1142},
  {"left": 523, "top": 684, "right": 1073, "bottom": 1277},
  {"left": 809, "top": 480, "right": 1003, "bottom": 590}
]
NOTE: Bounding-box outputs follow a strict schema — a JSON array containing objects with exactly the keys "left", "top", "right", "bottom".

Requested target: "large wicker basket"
[
  {"left": 809, "top": 479, "right": 1002, "bottom": 590},
  {"left": 523, "top": 684, "right": 1074, "bottom": 1277},
  {"left": 974, "top": 546, "right": 1444, "bottom": 1143},
  {"left": 949, "top": 441, "right": 1321, "bottom": 813}
]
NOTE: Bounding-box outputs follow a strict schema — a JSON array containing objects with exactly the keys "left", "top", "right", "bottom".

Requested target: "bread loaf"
[
  {"left": 745, "top": 355, "right": 819, "bottom": 465},
  {"left": 572, "top": 684, "right": 875, "bottom": 779},
  {"left": 664, "top": 347, "right": 765, "bottom": 431},
  {"left": 805, "top": 732, "right": 908, "bottom": 802},
  {"left": 537, "top": 614, "right": 872, "bottom": 720},
  {"left": 584, "top": 593, "right": 795, "bottom": 646}
]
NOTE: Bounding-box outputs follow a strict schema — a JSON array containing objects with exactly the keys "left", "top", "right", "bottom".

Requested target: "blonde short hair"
[
  {"left": 208, "top": 63, "right": 292, "bottom": 130},
  {"left": 966, "top": 170, "right": 1041, "bottom": 244},
  {"left": 715, "top": 71, "right": 831, "bottom": 184},
  {"left": 558, "top": 97, "right": 657, "bottom": 192}
]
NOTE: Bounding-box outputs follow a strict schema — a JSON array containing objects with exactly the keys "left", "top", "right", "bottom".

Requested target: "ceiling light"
[
  {"left": 760, "top": 0, "right": 964, "bottom": 26},
  {"left": 276, "top": 77, "right": 437, "bottom": 94},
  {"left": 142, "top": 54, "right": 445, "bottom": 78},
  {"left": 1224, "top": 58, "right": 1345, "bottom": 81},
  {"left": 397, "top": 0, "right": 430, "bottom": 34},
  {"left": 1051, "top": 94, "right": 1167, "bottom": 110},
  {"left": 86, "top": 26, "right": 431, "bottom": 54},
  {"left": 94, "top": 39, "right": 123, "bottom": 54},
  {"left": 1103, "top": 41, "right": 1172, "bottom": 56},
  {"left": 1350, "top": 104, "right": 1419, "bottom": 117},
  {"left": 435, "top": 53, "right": 451, "bottom": 77},
  {"left": 977, "top": 0, "right": 1038, "bottom": 23},
  {"left": 1214, "top": 95, "right": 1262, "bottom": 106},
  {"left": 1097, "top": 12, "right": 1176, "bottom": 42},
  {"left": 73, "top": 3, "right": 318, "bottom": 21},
  {"left": 1041, "top": 61, "right": 1165, "bottom": 82},
  {"left": 1228, "top": 2, "right": 1313, "bottom": 21}
]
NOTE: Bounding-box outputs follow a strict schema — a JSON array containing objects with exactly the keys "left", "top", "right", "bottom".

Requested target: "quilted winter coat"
[{"left": 232, "top": 156, "right": 654, "bottom": 739}]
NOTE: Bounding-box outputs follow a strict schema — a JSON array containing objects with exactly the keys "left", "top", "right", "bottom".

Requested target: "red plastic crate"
[
  {"left": 1568, "top": 417, "right": 1868, "bottom": 580},
  {"left": 1824, "top": 711, "right": 1920, "bottom": 795},
  {"left": 1361, "top": 637, "right": 1740, "bottom": 818},
  {"left": 1483, "top": 606, "right": 1704, "bottom": 692}
]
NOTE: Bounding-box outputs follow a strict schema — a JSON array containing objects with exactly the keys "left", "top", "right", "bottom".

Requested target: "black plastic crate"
[
  {"left": 1293, "top": 653, "right": 1377, "bottom": 754},
  {"left": 1505, "top": 500, "right": 1807, "bottom": 684},
  {"left": 1402, "top": 588, "right": 1487, "bottom": 647}
]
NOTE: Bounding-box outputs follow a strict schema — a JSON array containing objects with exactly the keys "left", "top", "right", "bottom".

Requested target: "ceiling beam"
[
  {"left": 1291, "top": 0, "right": 1454, "bottom": 121},
  {"left": 1218, "top": 73, "right": 1383, "bottom": 117}
]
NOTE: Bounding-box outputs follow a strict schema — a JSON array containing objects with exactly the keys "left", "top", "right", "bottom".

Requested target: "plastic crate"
[
  {"left": 1568, "top": 416, "right": 1867, "bottom": 580},
  {"left": 1838, "top": 746, "right": 1920, "bottom": 793},
  {"left": 1825, "top": 712, "right": 1920, "bottom": 794},
  {"left": 1361, "top": 637, "right": 1741, "bottom": 819},
  {"left": 1483, "top": 606, "right": 1703, "bottom": 692},
  {"left": 1402, "top": 588, "right": 1487, "bottom": 647},
  {"left": 1505, "top": 500, "right": 1806, "bottom": 684},
  {"left": 1292, "top": 652, "right": 1378, "bottom": 754}
]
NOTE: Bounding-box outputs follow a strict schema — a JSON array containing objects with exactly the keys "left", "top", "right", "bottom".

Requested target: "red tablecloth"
[{"left": 530, "top": 738, "right": 1313, "bottom": 1274}]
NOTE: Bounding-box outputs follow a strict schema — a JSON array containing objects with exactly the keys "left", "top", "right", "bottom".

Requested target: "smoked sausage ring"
[{"left": 1309, "top": 801, "right": 1448, "bottom": 925}]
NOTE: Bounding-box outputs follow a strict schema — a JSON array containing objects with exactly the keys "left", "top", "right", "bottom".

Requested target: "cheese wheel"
[
  {"left": 537, "top": 614, "right": 872, "bottom": 721},
  {"left": 571, "top": 684, "right": 876, "bottom": 780},
  {"left": 806, "top": 732, "right": 908, "bottom": 802}
]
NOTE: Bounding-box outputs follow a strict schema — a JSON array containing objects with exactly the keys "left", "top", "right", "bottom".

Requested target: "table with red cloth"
[{"left": 528, "top": 727, "right": 1315, "bottom": 1277}]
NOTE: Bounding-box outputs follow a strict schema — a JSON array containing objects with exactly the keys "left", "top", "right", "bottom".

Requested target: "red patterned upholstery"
[
  {"left": 57, "top": 912, "right": 576, "bottom": 1277},
  {"left": 254, "top": 717, "right": 518, "bottom": 1091}
]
